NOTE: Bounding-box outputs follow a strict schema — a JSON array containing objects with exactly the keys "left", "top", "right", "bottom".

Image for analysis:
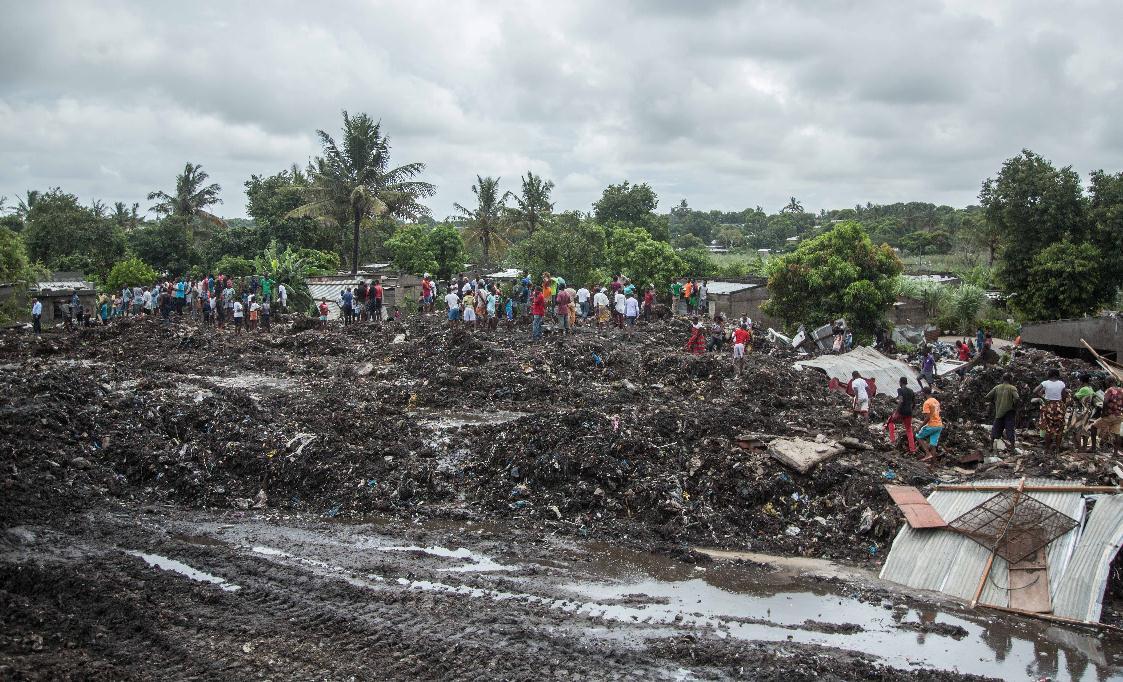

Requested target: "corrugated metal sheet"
[
  {"left": 880, "top": 479, "right": 1087, "bottom": 610},
  {"left": 308, "top": 284, "right": 343, "bottom": 319},
  {"left": 794, "top": 346, "right": 918, "bottom": 397},
  {"left": 705, "top": 281, "right": 760, "bottom": 296},
  {"left": 1052, "top": 495, "right": 1123, "bottom": 622}
]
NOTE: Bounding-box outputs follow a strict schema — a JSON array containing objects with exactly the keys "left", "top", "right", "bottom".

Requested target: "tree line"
[{"left": 1, "top": 109, "right": 1120, "bottom": 329}]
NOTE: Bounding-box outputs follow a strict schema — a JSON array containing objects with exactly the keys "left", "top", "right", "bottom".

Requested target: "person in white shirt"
[
  {"left": 623, "top": 293, "right": 640, "bottom": 336},
  {"left": 577, "top": 286, "right": 591, "bottom": 323},
  {"left": 31, "top": 298, "right": 42, "bottom": 334},
  {"left": 1035, "top": 368, "right": 1069, "bottom": 456},
  {"left": 851, "top": 371, "right": 870, "bottom": 422},
  {"left": 278, "top": 283, "right": 288, "bottom": 310},
  {"left": 232, "top": 300, "right": 244, "bottom": 334},
  {"left": 593, "top": 288, "right": 610, "bottom": 329},
  {"left": 613, "top": 290, "right": 626, "bottom": 328},
  {"left": 445, "top": 289, "right": 461, "bottom": 325}
]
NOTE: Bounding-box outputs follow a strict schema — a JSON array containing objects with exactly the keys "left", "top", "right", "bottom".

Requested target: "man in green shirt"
[
  {"left": 670, "top": 281, "right": 684, "bottom": 316},
  {"left": 986, "top": 373, "right": 1019, "bottom": 450}
]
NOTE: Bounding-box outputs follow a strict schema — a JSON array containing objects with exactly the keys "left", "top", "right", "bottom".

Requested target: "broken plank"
[
  {"left": 768, "top": 437, "right": 845, "bottom": 475},
  {"left": 1008, "top": 547, "right": 1051, "bottom": 613},
  {"left": 883, "top": 485, "right": 947, "bottom": 529}
]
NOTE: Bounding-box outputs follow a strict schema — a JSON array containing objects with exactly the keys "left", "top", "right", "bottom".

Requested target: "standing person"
[
  {"left": 341, "top": 288, "right": 353, "bottom": 326},
  {"left": 957, "top": 340, "right": 971, "bottom": 362},
  {"left": 317, "top": 299, "right": 329, "bottom": 327},
  {"left": 684, "top": 316, "right": 706, "bottom": 354},
  {"left": 613, "top": 287, "right": 626, "bottom": 329},
  {"left": 850, "top": 371, "right": 870, "bottom": 423},
  {"left": 202, "top": 291, "right": 213, "bottom": 325},
  {"left": 643, "top": 285, "right": 655, "bottom": 323},
  {"left": 278, "top": 283, "right": 288, "bottom": 312},
  {"left": 976, "top": 327, "right": 986, "bottom": 357},
  {"left": 1093, "top": 377, "right": 1123, "bottom": 457},
  {"left": 921, "top": 350, "right": 936, "bottom": 387},
  {"left": 69, "top": 291, "right": 80, "bottom": 325},
  {"left": 31, "top": 297, "right": 42, "bottom": 334},
  {"left": 706, "top": 314, "right": 725, "bottom": 352},
  {"left": 530, "top": 286, "right": 545, "bottom": 341},
  {"left": 565, "top": 285, "right": 578, "bottom": 330},
  {"left": 504, "top": 295, "right": 515, "bottom": 331},
  {"left": 261, "top": 274, "right": 273, "bottom": 306},
  {"left": 986, "top": 373, "right": 1019, "bottom": 451},
  {"left": 623, "top": 291, "right": 640, "bottom": 336},
  {"left": 444, "top": 288, "right": 460, "bottom": 326},
  {"left": 917, "top": 387, "right": 944, "bottom": 462},
  {"left": 249, "top": 298, "right": 261, "bottom": 331},
  {"left": 682, "top": 279, "right": 694, "bottom": 314},
  {"left": 232, "top": 299, "right": 244, "bottom": 334},
  {"left": 697, "top": 280, "right": 708, "bottom": 317},
  {"left": 486, "top": 288, "right": 499, "bottom": 332},
  {"left": 372, "top": 278, "right": 384, "bottom": 323},
  {"left": 577, "top": 284, "right": 591, "bottom": 325},
  {"left": 261, "top": 297, "right": 271, "bottom": 331},
  {"left": 670, "top": 280, "right": 684, "bottom": 316},
  {"left": 174, "top": 277, "right": 186, "bottom": 316},
  {"left": 886, "top": 377, "right": 917, "bottom": 454},
  {"left": 1071, "top": 374, "right": 1098, "bottom": 452},
  {"left": 462, "top": 289, "right": 477, "bottom": 328},
  {"left": 1034, "top": 369, "right": 1069, "bottom": 456},
  {"left": 732, "top": 323, "right": 751, "bottom": 374},
  {"left": 555, "top": 287, "right": 572, "bottom": 334},
  {"left": 421, "top": 275, "right": 434, "bottom": 314},
  {"left": 593, "top": 287, "right": 610, "bottom": 329}
]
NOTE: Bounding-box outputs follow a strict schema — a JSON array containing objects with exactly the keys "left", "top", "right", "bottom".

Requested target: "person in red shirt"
[
  {"left": 957, "top": 340, "right": 970, "bottom": 362},
  {"left": 732, "top": 324, "right": 751, "bottom": 373},
  {"left": 643, "top": 286, "right": 655, "bottom": 322},
  {"left": 530, "top": 287, "right": 546, "bottom": 341}
]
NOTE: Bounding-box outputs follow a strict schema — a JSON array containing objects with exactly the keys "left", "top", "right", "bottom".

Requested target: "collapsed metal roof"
[
  {"left": 879, "top": 479, "right": 1123, "bottom": 624},
  {"left": 793, "top": 346, "right": 918, "bottom": 397}
]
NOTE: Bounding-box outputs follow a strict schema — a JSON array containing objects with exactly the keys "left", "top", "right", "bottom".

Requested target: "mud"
[{"left": 2, "top": 316, "right": 1122, "bottom": 679}]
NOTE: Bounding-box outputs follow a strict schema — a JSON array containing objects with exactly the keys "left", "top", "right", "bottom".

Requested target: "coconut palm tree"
[
  {"left": 782, "top": 196, "right": 804, "bottom": 214},
  {"left": 288, "top": 111, "right": 435, "bottom": 274},
  {"left": 506, "top": 171, "right": 554, "bottom": 237},
  {"left": 14, "top": 190, "right": 40, "bottom": 221},
  {"left": 454, "top": 176, "right": 510, "bottom": 266},
  {"left": 148, "top": 162, "right": 226, "bottom": 227}
]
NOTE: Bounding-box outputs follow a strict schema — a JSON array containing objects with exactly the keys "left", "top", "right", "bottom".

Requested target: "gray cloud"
[{"left": 1, "top": 0, "right": 1121, "bottom": 220}]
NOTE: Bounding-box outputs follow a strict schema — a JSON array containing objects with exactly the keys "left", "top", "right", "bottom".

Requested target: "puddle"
[
  {"left": 128, "top": 551, "right": 241, "bottom": 592},
  {"left": 377, "top": 545, "right": 515, "bottom": 572}
]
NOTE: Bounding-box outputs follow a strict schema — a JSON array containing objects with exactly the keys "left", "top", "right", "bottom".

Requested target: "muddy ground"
[{"left": 1, "top": 315, "right": 1120, "bottom": 679}]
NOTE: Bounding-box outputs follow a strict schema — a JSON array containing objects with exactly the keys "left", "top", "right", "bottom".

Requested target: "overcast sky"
[{"left": 2, "top": 0, "right": 1121, "bottom": 220}]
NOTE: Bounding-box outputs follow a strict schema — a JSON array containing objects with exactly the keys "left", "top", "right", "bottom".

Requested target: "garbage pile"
[{"left": 0, "top": 316, "right": 1118, "bottom": 563}]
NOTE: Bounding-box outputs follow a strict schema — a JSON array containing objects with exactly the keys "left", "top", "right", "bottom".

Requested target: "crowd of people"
[{"left": 32, "top": 274, "right": 291, "bottom": 335}]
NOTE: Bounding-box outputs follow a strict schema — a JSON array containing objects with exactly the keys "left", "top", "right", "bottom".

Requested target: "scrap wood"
[
  {"left": 979, "top": 603, "right": 1123, "bottom": 632},
  {"left": 1081, "top": 339, "right": 1123, "bottom": 383},
  {"left": 882, "top": 485, "right": 947, "bottom": 529},
  {"left": 935, "top": 484, "right": 1122, "bottom": 493}
]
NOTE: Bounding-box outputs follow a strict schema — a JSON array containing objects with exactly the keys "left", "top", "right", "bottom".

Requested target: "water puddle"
[
  {"left": 128, "top": 551, "right": 241, "bottom": 592},
  {"left": 376, "top": 545, "right": 515, "bottom": 572}
]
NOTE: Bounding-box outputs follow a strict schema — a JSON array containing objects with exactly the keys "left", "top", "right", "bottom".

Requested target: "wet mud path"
[{"left": 3, "top": 507, "right": 1119, "bottom": 680}]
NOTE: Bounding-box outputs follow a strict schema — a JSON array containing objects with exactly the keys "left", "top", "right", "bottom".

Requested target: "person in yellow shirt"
[{"left": 916, "top": 386, "right": 943, "bottom": 462}]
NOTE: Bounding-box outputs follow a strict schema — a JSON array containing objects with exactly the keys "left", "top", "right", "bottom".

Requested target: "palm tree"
[
  {"left": 454, "top": 176, "right": 510, "bottom": 266},
  {"left": 14, "top": 190, "right": 40, "bottom": 221},
  {"left": 288, "top": 111, "right": 435, "bottom": 274},
  {"left": 506, "top": 171, "right": 554, "bottom": 237},
  {"left": 148, "top": 162, "right": 226, "bottom": 227},
  {"left": 782, "top": 196, "right": 804, "bottom": 214},
  {"left": 112, "top": 201, "right": 143, "bottom": 231}
]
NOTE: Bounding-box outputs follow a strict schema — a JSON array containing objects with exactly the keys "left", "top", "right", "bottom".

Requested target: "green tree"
[
  {"left": 607, "top": 226, "right": 684, "bottom": 292},
  {"left": 0, "top": 227, "right": 31, "bottom": 283},
  {"left": 762, "top": 221, "right": 902, "bottom": 337},
  {"left": 255, "top": 240, "right": 314, "bottom": 312},
  {"left": 289, "top": 111, "right": 435, "bottom": 273},
  {"left": 1089, "top": 169, "right": 1123, "bottom": 284},
  {"left": 148, "top": 162, "right": 226, "bottom": 228},
  {"left": 680, "top": 248, "right": 716, "bottom": 279},
  {"left": 507, "top": 171, "right": 554, "bottom": 238},
  {"left": 594, "top": 181, "right": 667, "bottom": 241},
  {"left": 454, "top": 175, "right": 510, "bottom": 266},
  {"left": 22, "top": 188, "right": 126, "bottom": 277},
  {"left": 245, "top": 166, "right": 334, "bottom": 252},
  {"left": 128, "top": 216, "right": 197, "bottom": 276},
  {"left": 292, "top": 249, "right": 340, "bottom": 275},
  {"left": 111, "top": 202, "right": 144, "bottom": 231},
  {"left": 386, "top": 224, "right": 439, "bottom": 276},
  {"left": 427, "top": 224, "right": 466, "bottom": 282},
  {"left": 1017, "top": 240, "right": 1113, "bottom": 320},
  {"left": 979, "top": 150, "right": 1090, "bottom": 297},
  {"left": 673, "top": 233, "right": 706, "bottom": 250},
  {"left": 714, "top": 225, "right": 744, "bottom": 248},
  {"left": 214, "top": 255, "right": 257, "bottom": 278},
  {"left": 510, "top": 213, "right": 606, "bottom": 286},
  {"left": 105, "top": 257, "right": 158, "bottom": 292}
]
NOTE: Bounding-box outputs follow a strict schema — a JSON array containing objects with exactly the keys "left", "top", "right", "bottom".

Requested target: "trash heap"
[{"left": 0, "top": 316, "right": 1117, "bottom": 564}]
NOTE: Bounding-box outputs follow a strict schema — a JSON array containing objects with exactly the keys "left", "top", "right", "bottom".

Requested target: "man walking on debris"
[
  {"left": 886, "top": 377, "right": 917, "bottom": 453},
  {"left": 31, "top": 297, "right": 42, "bottom": 334},
  {"left": 593, "top": 287, "right": 610, "bottom": 329},
  {"left": 986, "top": 372, "right": 1019, "bottom": 452},
  {"left": 444, "top": 288, "right": 460, "bottom": 326},
  {"left": 1093, "top": 377, "right": 1123, "bottom": 456},
  {"left": 917, "top": 386, "right": 943, "bottom": 462},
  {"left": 732, "top": 323, "right": 751, "bottom": 374},
  {"left": 1035, "top": 368, "right": 1069, "bottom": 456},
  {"left": 623, "top": 290, "right": 639, "bottom": 336},
  {"left": 850, "top": 370, "right": 870, "bottom": 422},
  {"left": 530, "top": 286, "right": 545, "bottom": 341}
]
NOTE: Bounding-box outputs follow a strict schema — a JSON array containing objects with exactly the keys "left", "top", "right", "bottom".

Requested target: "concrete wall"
[
  {"left": 1021, "top": 315, "right": 1123, "bottom": 360},
  {"left": 708, "top": 286, "right": 781, "bottom": 329}
]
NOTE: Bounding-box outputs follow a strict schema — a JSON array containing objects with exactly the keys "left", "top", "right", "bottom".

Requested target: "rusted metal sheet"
[{"left": 884, "top": 485, "right": 947, "bottom": 529}]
